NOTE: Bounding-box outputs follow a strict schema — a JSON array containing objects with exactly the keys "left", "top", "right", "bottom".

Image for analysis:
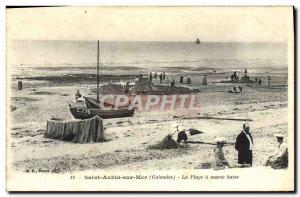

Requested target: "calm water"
[{"left": 8, "top": 40, "right": 288, "bottom": 77}]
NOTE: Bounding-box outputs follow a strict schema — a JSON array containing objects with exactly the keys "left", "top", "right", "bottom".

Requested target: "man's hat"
[
  {"left": 274, "top": 133, "right": 284, "bottom": 138},
  {"left": 243, "top": 123, "right": 250, "bottom": 130}
]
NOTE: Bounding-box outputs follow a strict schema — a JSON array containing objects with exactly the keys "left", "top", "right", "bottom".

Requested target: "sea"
[{"left": 8, "top": 40, "right": 288, "bottom": 78}]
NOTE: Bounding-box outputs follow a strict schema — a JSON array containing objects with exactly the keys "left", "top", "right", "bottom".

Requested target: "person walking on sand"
[
  {"left": 268, "top": 75, "right": 271, "bottom": 87},
  {"left": 213, "top": 138, "right": 231, "bottom": 170},
  {"left": 235, "top": 123, "right": 254, "bottom": 167}
]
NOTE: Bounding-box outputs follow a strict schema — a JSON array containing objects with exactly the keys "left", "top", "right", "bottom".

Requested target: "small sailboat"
[
  {"left": 195, "top": 38, "right": 201, "bottom": 44},
  {"left": 69, "top": 105, "right": 135, "bottom": 119},
  {"left": 69, "top": 40, "right": 135, "bottom": 119}
]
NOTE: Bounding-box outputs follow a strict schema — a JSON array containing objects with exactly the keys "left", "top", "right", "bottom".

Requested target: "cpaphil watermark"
[{"left": 99, "top": 94, "right": 201, "bottom": 112}]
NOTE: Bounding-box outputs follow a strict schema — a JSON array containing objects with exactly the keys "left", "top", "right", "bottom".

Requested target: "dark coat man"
[
  {"left": 235, "top": 123, "right": 254, "bottom": 166},
  {"left": 159, "top": 73, "right": 163, "bottom": 84}
]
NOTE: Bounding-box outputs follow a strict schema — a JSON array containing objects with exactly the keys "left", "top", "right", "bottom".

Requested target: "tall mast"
[{"left": 97, "top": 40, "right": 100, "bottom": 101}]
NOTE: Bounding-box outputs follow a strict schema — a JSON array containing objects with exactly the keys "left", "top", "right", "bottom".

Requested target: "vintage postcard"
[{"left": 6, "top": 6, "right": 294, "bottom": 191}]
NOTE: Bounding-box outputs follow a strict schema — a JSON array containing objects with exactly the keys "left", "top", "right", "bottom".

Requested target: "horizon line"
[{"left": 10, "top": 39, "right": 287, "bottom": 44}]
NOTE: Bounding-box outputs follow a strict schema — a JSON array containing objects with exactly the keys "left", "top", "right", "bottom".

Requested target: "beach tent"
[{"left": 45, "top": 116, "right": 105, "bottom": 143}]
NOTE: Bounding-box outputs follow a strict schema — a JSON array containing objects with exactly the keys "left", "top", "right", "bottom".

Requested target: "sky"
[{"left": 6, "top": 6, "right": 293, "bottom": 42}]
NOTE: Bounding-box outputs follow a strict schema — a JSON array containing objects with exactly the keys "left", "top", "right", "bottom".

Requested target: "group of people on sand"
[
  {"left": 170, "top": 74, "right": 193, "bottom": 88},
  {"left": 147, "top": 72, "right": 193, "bottom": 87},
  {"left": 213, "top": 123, "right": 288, "bottom": 170},
  {"left": 230, "top": 69, "right": 272, "bottom": 87},
  {"left": 147, "top": 72, "right": 166, "bottom": 84},
  {"left": 179, "top": 74, "right": 192, "bottom": 84},
  {"left": 254, "top": 76, "right": 271, "bottom": 87},
  {"left": 228, "top": 85, "right": 243, "bottom": 94},
  {"left": 254, "top": 77, "right": 263, "bottom": 86},
  {"left": 230, "top": 71, "right": 240, "bottom": 82},
  {"left": 175, "top": 123, "right": 288, "bottom": 170}
]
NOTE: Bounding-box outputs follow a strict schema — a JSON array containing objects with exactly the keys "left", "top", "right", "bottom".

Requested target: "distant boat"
[
  {"left": 69, "top": 40, "right": 135, "bottom": 119},
  {"left": 195, "top": 38, "right": 201, "bottom": 44}
]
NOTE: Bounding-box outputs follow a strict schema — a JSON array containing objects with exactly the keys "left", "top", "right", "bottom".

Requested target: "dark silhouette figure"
[
  {"left": 238, "top": 85, "right": 243, "bottom": 93},
  {"left": 179, "top": 75, "right": 184, "bottom": 83},
  {"left": 235, "top": 124, "right": 254, "bottom": 166},
  {"left": 258, "top": 78, "right": 262, "bottom": 86},
  {"left": 125, "top": 82, "right": 130, "bottom": 94},
  {"left": 202, "top": 75, "right": 207, "bottom": 85},
  {"left": 177, "top": 130, "right": 188, "bottom": 148},
  {"left": 159, "top": 73, "right": 163, "bottom": 84},
  {"left": 75, "top": 90, "right": 82, "bottom": 100}
]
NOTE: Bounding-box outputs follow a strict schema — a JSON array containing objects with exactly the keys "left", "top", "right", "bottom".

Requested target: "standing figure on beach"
[
  {"left": 163, "top": 72, "right": 166, "bottom": 80},
  {"left": 268, "top": 76, "right": 271, "bottom": 87},
  {"left": 17, "top": 81, "right": 23, "bottom": 90},
  {"left": 230, "top": 74, "right": 234, "bottom": 82},
  {"left": 159, "top": 73, "right": 163, "bottom": 84},
  {"left": 149, "top": 72, "right": 153, "bottom": 81},
  {"left": 154, "top": 72, "right": 157, "bottom": 79},
  {"left": 235, "top": 123, "right": 254, "bottom": 167},
  {"left": 170, "top": 79, "right": 175, "bottom": 90},
  {"left": 125, "top": 82, "right": 130, "bottom": 94},
  {"left": 179, "top": 75, "right": 184, "bottom": 83},
  {"left": 265, "top": 134, "right": 288, "bottom": 169},
  {"left": 202, "top": 75, "right": 207, "bottom": 85},
  {"left": 238, "top": 85, "right": 243, "bottom": 93},
  {"left": 258, "top": 78, "right": 262, "bottom": 86},
  {"left": 213, "top": 138, "right": 231, "bottom": 170},
  {"left": 186, "top": 75, "right": 191, "bottom": 84}
]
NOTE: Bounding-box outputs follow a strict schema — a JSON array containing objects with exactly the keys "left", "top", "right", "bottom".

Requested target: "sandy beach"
[{"left": 8, "top": 66, "right": 288, "bottom": 173}]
